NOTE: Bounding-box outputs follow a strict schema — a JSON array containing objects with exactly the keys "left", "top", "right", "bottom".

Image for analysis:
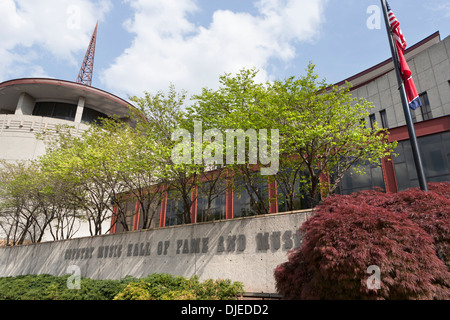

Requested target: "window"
[
  {"left": 339, "top": 161, "right": 385, "bottom": 195},
  {"left": 419, "top": 92, "right": 432, "bottom": 120},
  {"left": 277, "top": 169, "right": 311, "bottom": 212},
  {"left": 380, "top": 110, "right": 388, "bottom": 129},
  {"left": 369, "top": 114, "right": 376, "bottom": 129},
  {"left": 233, "top": 176, "right": 268, "bottom": 218},
  {"left": 138, "top": 200, "right": 161, "bottom": 230},
  {"left": 81, "top": 107, "right": 109, "bottom": 124},
  {"left": 197, "top": 182, "right": 227, "bottom": 223},
  {"left": 32, "top": 102, "right": 77, "bottom": 121},
  {"left": 165, "top": 190, "right": 186, "bottom": 226},
  {"left": 114, "top": 199, "right": 138, "bottom": 233},
  {"left": 393, "top": 132, "right": 450, "bottom": 191}
]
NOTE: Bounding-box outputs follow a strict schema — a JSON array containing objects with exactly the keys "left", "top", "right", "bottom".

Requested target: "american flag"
[
  {"left": 386, "top": 1, "right": 421, "bottom": 110},
  {"left": 386, "top": 1, "right": 407, "bottom": 52}
]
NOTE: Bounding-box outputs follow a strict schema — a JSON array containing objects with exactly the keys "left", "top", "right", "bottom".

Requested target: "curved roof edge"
[
  {"left": 0, "top": 78, "right": 132, "bottom": 109},
  {"left": 0, "top": 77, "right": 147, "bottom": 123}
]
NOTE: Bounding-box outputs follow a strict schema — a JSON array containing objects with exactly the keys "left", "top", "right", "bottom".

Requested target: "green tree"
[
  {"left": 270, "top": 62, "right": 396, "bottom": 205},
  {"left": 189, "top": 68, "right": 274, "bottom": 216},
  {"left": 130, "top": 85, "right": 203, "bottom": 225},
  {"left": 39, "top": 124, "right": 121, "bottom": 236},
  {"left": 190, "top": 63, "right": 396, "bottom": 209},
  {"left": 0, "top": 160, "right": 80, "bottom": 244}
]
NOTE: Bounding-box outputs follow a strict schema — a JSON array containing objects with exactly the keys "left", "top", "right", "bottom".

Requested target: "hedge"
[{"left": 0, "top": 273, "right": 244, "bottom": 300}]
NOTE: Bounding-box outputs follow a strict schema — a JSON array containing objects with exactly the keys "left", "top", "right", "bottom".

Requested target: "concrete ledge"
[{"left": 0, "top": 210, "right": 313, "bottom": 293}]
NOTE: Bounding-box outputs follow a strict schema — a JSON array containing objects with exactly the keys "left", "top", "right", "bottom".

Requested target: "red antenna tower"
[{"left": 76, "top": 22, "right": 98, "bottom": 86}]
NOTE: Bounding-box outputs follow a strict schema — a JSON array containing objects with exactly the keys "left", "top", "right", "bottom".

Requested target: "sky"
[{"left": 1, "top": 0, "right": 449, "bottom": 103}]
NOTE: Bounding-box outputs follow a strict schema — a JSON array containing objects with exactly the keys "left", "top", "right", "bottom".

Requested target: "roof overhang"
[{"left": 0, "top": 78, "right": 138, "bottom": 118}]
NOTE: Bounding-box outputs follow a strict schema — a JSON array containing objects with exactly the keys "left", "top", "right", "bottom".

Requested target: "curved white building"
[{"left": 0, "top": 78, "right": 135, "bottom": 162}]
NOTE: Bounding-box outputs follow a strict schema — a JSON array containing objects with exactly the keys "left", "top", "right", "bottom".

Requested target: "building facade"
[
  {"left": 0, "top": 33, "right": 448, "bottom": 237},
  {"left": 0, "top": 78, "right": 135, "bottom": 163},
  {"left": 339, "top": 31, "right": 450, "bottom": 195},
  {"left": 111, "top": 32, "right": 450, "bottom": 234}
]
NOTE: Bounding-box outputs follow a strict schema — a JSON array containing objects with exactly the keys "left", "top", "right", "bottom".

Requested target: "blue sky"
[{"left": 1, "top": 0, "right": 449, "bottom": 101}]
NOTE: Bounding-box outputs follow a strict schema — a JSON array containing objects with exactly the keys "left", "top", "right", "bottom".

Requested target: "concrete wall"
[
  {"left": 354, "top": 35, "right": 450, "bottom": 128},
  {"left": 0, "top": 210, "right": 312, "bottom": 294},
  {"left": 0, "top": 114, "right": 89, "bottom": 162},
  {"left": 15, "top": 93, "right": 35, "bottom": 116}
]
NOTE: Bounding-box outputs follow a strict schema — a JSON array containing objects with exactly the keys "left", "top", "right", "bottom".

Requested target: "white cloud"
[
  {"left": 101, "top": 0, "right": 327, "bottom": 99},
  {"left": 0, "top": 0, "right": 111, "bottom": 81}
]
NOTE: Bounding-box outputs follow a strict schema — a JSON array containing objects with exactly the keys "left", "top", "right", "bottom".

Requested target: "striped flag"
[
  {"left": 387, "top": 2, "right": 407, "bottom": 51},
  {"left": 386, "top": 1, "right": 421, "bottom": 110}
]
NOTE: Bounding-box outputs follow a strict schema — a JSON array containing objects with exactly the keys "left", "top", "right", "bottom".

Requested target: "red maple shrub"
[
  {"left": 274, "top": 183, "right": 450, "bottom": 300},
  {"left": 339, "top": 182, "right": 450, "bottom": 267}
]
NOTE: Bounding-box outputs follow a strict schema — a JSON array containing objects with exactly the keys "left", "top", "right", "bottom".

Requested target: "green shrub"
[
  {"left": 113, "top": 274, "right": 244, "bottom": 300},
  {"left": 0, "top": 273, "right": 244, "bottom": 300},
  {"left": 113, "top": 281, "right": 152, "bottom": 300},
  {"left": 160, "top": 289, "right": 198, "bottom": 300},
  {"left": 0, "top": 274, "right": 134, "bottom": 300}
]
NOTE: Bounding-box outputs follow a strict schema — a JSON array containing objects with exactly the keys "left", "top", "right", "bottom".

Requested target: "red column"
[
  {"left": 159, "top": 191, "right": 168, "bottom": 228},
  {"left": 133, "top": 200, "right": 140, "bottom": 231},
  {"left": 110, "top": 205, "right": 118, "bottom": 234},
  {"left": 381, "top": 155, "right": 399, "bottom": 193},
  {"left": 268, "top": 177, "right": 278, "bottom": 214},
  {"left": 226, "top": 178, "right": 234, "bottom": 219},
  {"left": 190, "top": 186, "right": 198, "bottom": 224}
]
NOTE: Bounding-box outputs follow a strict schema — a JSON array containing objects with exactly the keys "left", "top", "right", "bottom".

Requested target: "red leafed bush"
[
  {"left": 274, "top": 183, "right": 450, "bottom": 300},
  {"left": 337, "top": 182, "right": 450, "bottom": 267}
]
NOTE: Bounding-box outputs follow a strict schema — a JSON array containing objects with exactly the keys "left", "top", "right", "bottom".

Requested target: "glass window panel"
[
  {"left": 32, "top": 102, "right": 54, "bottom": 117},
  {"left": 393, "top": 142, "right": 405, "bottom": 164},
  {"left": 419, "top": 92, "right": 432, "bottom": 120},
  {"left": 233, "top": 181, "right": 254, "bottom": 218},
  {"left": 197, "top": 191, "right": 226, "bottom": 222},
  {"left": 197, "top": 180, "right": 227, "bottom": 222},
  {"left": 82, "top": 107, "right": 108, "bottom": 124},
  {"left": 32, "top": 102, "right": 76, "bottom": 121},
  {"left": 369, "top": 114, "right": 376, "bottom": 129},
  {"left": 394, "top": 162, "right": 414, "bottom": 191},
  {"left": 52, "top": 102, "right": 76, "bottom": 121},
  {"left": 444, "top": 132, "right": 450, "bottom": 166},
  {"left": 380, "top": 110, "right": 388, "bottom": 129},
  {"left": 394, "top": 133, "right": 450, "bottom": 191},
  {"left": 165, "top": 191, "right": 185, "bottom": 226},
  {"left": 139, "top": 200, "right": 161, "bottom": 229},
  {"left": 402, "top": 142, "right": 419, "bottom": 180},
  {"left": 233, "top": 176, "right": 268, "bottom": 218},
  {"left": 371, "top": 166, "right": 386, "bottom": 190},
  {"left": 339, "top": 161, "right": 384, "bottom": 195}
]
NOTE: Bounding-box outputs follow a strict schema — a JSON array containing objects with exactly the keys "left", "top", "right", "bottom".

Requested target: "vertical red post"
[
  {"left": 133, "top": 200, "right": 140, "bottom": 231},
  {"left": 226, "top": 178, "right": 234, "bottom": 219},
  {"left": 190, "top": 186, "right": 198, "bottom": 224},
  {"left": 110, "top": 205, "right": 118, "bottom": 234},
  {"left": 159, "top": 191, "right": 168, "bottom": 228},
  {"left": 381, "top": 155, "right": 399, "bottom": 193},
  {"left": 268, "top": 177, "right": 278, "bottom": 214}
]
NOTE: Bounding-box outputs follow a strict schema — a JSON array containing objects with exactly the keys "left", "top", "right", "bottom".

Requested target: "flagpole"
[{"left": 380, "top": 0, "right": 428, "bottom": 191}]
